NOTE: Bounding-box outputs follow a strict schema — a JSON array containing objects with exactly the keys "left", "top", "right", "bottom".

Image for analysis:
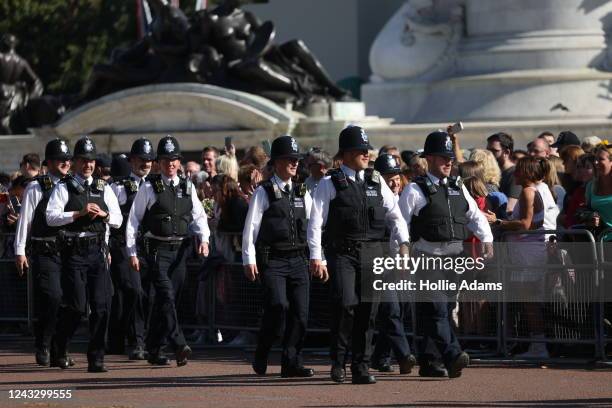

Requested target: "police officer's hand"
[
  {"left": 309, "top": 259, "right": 329, "bottom": 282},
  {"left": 130, "top": 256, "right": 140, "bottom": 272},
  {"left": 244, "top": 264, "right": 258, "bottom": 281},
  {"left": 482, "top": 242, "right": 494, "bottom": 260},
  {"left": 197, "top": 242, "right": 209, "bottom": 257},
  {"left": 87, "top": 203, "right": 108, "bottom": 219},
  {"left": 6, "top": 212, "right": 18, "bottom": 226},
  {"left": 15, "top": 255, "right": 28, "bottom": 277},
  {"left": 399, "top": 243, "right": 410, "bottom": 257}
]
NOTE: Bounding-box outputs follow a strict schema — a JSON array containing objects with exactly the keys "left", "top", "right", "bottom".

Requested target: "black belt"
[
  {"left": 145, "top": 237, "right": 187, "bottom": 252},
  {"left": 269, "top": 248, "right": 306, "bottom": 258},
  {"left": 61, "top": 234, "right": 103, "bottom": 249},
  {"left": 29, "top": 239, "right": 60, "bottom": 254}
]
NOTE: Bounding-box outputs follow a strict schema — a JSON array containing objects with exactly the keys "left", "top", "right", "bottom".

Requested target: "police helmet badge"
[
  {"left": 290, "top": 137, "right": 298, "bottom": 153},
  {"left": 445, "top": 135, "right": 453, "bottom": 152},
  {"left": 84, "top": 139, "right": 94, "bottom": 152},
  {"left": 60, "top": 140, "right": 69, "bottom": 153},
  {"left": 143, "top": 140, "right": 152, "bottom": 154},
  {"left": 165, "top": 139, "right": 175, "bottom": 153},
  {"left": 387, "top": 155, "right": 397, "bottom": 168},
  {"left": 360, "top": 128, "right": 369, "bottom": 143}
]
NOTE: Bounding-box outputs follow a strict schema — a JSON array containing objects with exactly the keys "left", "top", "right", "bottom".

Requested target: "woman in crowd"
[
  {"left": 586, "top": 143, "right": 612, "bottom": 241},
  {"left": 561, "top": 154, "right": 595, "bottom": 228},
  {"left": 542, "top": 157, "right": 565, "bottom": 213},
  {"left": 487, "top": 157, "right": 554, "bottom": 358},
  {"left": 469, "top": 149, "right": 501, "bottom": 193},
  {"left": 559, "top": 145, "right": 584, "bottom": 194}
]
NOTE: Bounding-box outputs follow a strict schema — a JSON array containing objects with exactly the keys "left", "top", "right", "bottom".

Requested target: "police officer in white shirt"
[
  {"left": 46, "top": 136, "right": 122, "bottom": 372},
  {"left": 107, "top": 138, "right": 154, "bottom": 360},
  {"left": 398, "top": 130, "right": 493, "bottom": 379},
  {"left": 308, "top": 126, "right": 410, "bottom": 385},
  {"left": 126, "top": 135, "right": 209, "bottom": 367},
  {"left": 242, "top": 135, "right": 317, "bottom": 378},
  {"left": 14, "top": 139, "right": 72, "bottom": 367}
]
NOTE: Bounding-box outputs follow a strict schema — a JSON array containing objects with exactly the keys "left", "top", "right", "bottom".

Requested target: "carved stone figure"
[{"left": 0, "top": 34, "right": 43, "bottom": 134}]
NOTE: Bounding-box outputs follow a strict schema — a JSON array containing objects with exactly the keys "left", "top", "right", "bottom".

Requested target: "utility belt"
[
  {"left": 59, "top": 231, "right": 105, "bottom": 252},
  {"left": 269, "top": 247, "right": 307, "bottom": 259},
  {"left": 28, "top": 237, "right": 60, "bottom": 256},
  {"left": 255, "top": 244, "right": 307, "bottom": 270},
  {"left": 143, "top": 236, "right": 188, "bottom": 256}
]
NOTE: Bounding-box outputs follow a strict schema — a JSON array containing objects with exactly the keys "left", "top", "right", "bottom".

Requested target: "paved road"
[{"left": 1, "top": 342, "right": 611, "bottom": 408}]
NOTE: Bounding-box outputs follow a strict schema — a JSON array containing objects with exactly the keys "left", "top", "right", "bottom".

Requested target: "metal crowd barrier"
[
  {"left": 2, "top": 229, "right": 611, "bottom": 361},
  {"left": 598, "top": 228, "right": 612, "bottom": 357}
]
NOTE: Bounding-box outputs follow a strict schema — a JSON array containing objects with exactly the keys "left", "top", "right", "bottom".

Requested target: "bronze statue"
[{"left": 0, "top": 34, "right": 43, "bottom": 134}]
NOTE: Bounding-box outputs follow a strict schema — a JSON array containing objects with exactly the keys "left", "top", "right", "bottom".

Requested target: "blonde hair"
[
  {"left": 469, "top": 148, "right": 501, "bottom": 187},
  {"left": 216, "top": 155, "right": 239, "bottom": 181},
  {"left": 458, "top": 161, "right": 488, "bottom": 198}
]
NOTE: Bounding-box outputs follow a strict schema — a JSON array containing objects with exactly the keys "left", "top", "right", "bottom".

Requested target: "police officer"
[
  {"left": 308, "top": 126, "right": 410, "bottom": 385},
  {"left": 46, "top": 136, "right": 122, "bottom": 372},
  {"left": 243, "top": 135, "right": 317, "bottom": 378},
  {"left": 370, "top": 154, "right": 416, "bottom": 374},
  {"left": 107, "top": 139, "right": 155, "bottom": 360},
  {"left": 14, "top": 139, "right": 72, "bottom": 366},
  {"left": 126, "top": 135, "right": 209, "bottom": 367},
  {"left": 398, "top": 130, "right": 493, "bottom": 378}
]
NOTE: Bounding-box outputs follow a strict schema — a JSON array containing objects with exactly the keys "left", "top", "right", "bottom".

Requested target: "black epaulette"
[
  {"left": 180, "top": 175, "right": 193, "bottom": 196},
  {"left": 261, "top": 180, "right": 282, "bottom": 201},
  {"left": 364, "top": 168, "right": 381, "bottom": 184},
  {"left": 414, "top": 175, "right": 437, "bottom": 196},
  {"left": 92, "top": 178, "right": 106, "bottom": 193},
  {"left": 328, "top": 168, "right": 348, "bottom": 191},
  {"left": 124, "top": 179, "right": 139, "bottom": 194},
  {"left": 64, "top": 175, "right": 85, "bottom": 194},
  {"left": 36, "top": 175, "right": 53, "bottom": 192},
  {"left": 147, "top": 174, "right": 164, "bottom": 194}
]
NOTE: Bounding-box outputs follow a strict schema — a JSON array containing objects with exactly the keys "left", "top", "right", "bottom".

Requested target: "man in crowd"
[
  {"left": 46, "top": 136, "right": 122, "bottom": 372},
  {"left": 20, "top": 153, "right": 41, "bottom": 179},
  {"left": 308, "top": 125, "right": 410, "bottom": 385},
  {"left": 243, "top": 135, "right": 316, "bottom": 378},
  {"left": 487, "top": 132, "right": 521, "bottom": 213},
  {"left": 107, "top": 138, "right": 155, "bottom": 360},
  {"left": 399, "top": 130, "right": 493, "bottom": 379},
  {"left": 201, "top": 146, "right": 219, "bottom": 178},
  {"left": 126, "top": 136, "right": 209, "bottom": 367},
  {"left": 528, "top": 138, "right": 550, "bottom": 158},
  {"left": 14, "top": 139, "right": 72, "bottom": 366},
  {"left": 537, "top": 132, "right": 558, "bottom": 156},
  {"left": 304, "top": 147, "right": 331, "bottom": 192}
]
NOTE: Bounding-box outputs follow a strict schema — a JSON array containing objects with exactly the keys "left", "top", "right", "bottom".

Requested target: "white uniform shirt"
[
  {"left": 111, "top": 173, "right": 145, "bottom": 206},
  {"left": 242, "top": 174, "right": 312, "bottom": 265},
  {"left": 46, "top": 174, "right": 122, "bottom": 236},
  {"left": 13, "top": 174, "right": 61, "bottom": 256},
  {"left": 398, "top": 172, "right": 493, "bottom": 255},
  {"left": 307, "top": 164, "right": 410, "bottom": 261},
  {"left": 125, "top": 174, "right": 210, "bottom": 257}
]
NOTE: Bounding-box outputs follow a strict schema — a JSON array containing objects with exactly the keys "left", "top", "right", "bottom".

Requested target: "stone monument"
[{"left": 362, "top": 0, "right": 612, "bottom": 126}]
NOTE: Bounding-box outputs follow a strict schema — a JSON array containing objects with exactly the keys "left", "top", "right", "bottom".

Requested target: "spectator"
[
  {"left": 304, "top": 147, "right": 331, "bottom": 192},
  {"left": 512, "top": 150, "right": 528, "bottom": 161},
  {"left": 0, "top": 175, "right": 27, "bottom": 258},
  {"left": 487, "top": 132, "right": 521, "bottom": 213},
  {"left": 378, "top": 144, "right": 401, "bottom": 165},
  {"left": 469, "top": 149, "right": 501, "bottom": 192},
  {"left": 201, "top": 146, "right": 219, "bottom": 178},
  {"left": 489, "top": 156, "right": 555, "bottom": 358},
  {"left": 585, "top": 143, "right": 612, "bottom": 240},
  {"left": 216, "top": 154, "right": 239, "bottom": 181},
  {"left": 19, "top": 153, "right": 40, "bottom": 179},
  {"left": 212, "top": 174, "right": 249, "bottom": 234},
  {"left": 240, "top": 145, "right": 269, "bottom": 169},
  {"left": 559, "top": 145, "right": 585, "bottom": 194},
  {"left": 528, "top": 138, "right": 550, "bottom": 158},
  {"left": 581, "top": 135, "right": 601, "bottom": 153},
  {"left": 538, "top": 131, "right": 557, "bottom": 156},
  {"left": 551, "top": 131, "right": 581, "bottom": 153},
  {"left": 0, "top": 172, "right": 10, "bottom": 189},
  {"left": 238, "top": 164, "right": 262, "bottom": 202},
  {"left": 542, "top": 157, "right": 565, "bottom": 212},
  {"left": 185, "top": 161, "right": 201, "bottom": 178},
  {"left": 408, "top": 155, "right": 427, "bottom": 180},
  {"left": 561, "top": 154, "right": 595, "bottom": 228}
]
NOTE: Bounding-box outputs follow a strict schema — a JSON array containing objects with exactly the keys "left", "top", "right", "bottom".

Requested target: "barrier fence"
[{"left": 1, "top": 230, "right": 611, "bottom": 360}]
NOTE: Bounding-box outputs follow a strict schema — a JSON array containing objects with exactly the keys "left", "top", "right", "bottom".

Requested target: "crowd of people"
[{"left": 0, "top": 125, "right": 610, "bottom": 381}]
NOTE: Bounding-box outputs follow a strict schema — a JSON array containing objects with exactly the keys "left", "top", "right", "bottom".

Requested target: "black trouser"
[
  {"left": 145, "top": 239, "right": 190, "bottom": 353},
  {"left": 31, "top": 249, "right": 63, "bottom": 351},
  {"left": 414, "top": 251, "right": 462, "bottom": 367},
  {"left": 108, "top": 240, "right": 146, "bottom": 352},
  {"left": 372, "top": 289, "right": 411, "bottom": 365},
  {"left": 256, "top": 253, "right": 310, "bottom": 369},
  {"left": 328, "top": 241, "right": 383, "bottom": 376},
  {"left": 55, "top": 241, "right": 112, "bottom": 364}
]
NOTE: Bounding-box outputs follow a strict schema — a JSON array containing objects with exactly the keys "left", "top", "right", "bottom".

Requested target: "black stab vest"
[
  {"left": 256, "top": 180, "right": 307, "bottom": 251},
  {"left": 142, "top": 175, "right": 193, "bottom": 237},
  {"left": 110, "top": 176, "right": 139, "bottom": 238},
  {"left": 410, "top": 176, "right": 470, "bottom": 242},
  {"left": 63, "top": 176, "right": 108, "bottom": 234},
  {"left": 30, "top": 176, "right": 59, "bottom": 238},
  {"left": 324, "top": 168, "right": 387, "bottom": 243}
]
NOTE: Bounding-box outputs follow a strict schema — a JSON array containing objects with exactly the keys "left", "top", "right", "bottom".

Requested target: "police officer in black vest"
[
  {"left": 107, "top": 138, "right": 155, "bottom": 360},
  {"left": 14, "top": 139, "right": 72, "bottom": 366},
  {"left": 46, "top": 136, "right": 122, "bottom": 372},
  {"left": 308, "top": 126, "right": 411, "bottom": 384},
  {"left": 242, "top": 135, "right": 317, "bottom": 378},
  {"left": 126, "top": 136, "right": 210, "bottom": 367},
  {"left": 370, "top": 154, "right": 416, "bottom": 374},
  {"left": 398, "top": 130, "right": 494, "bottom": 378}
]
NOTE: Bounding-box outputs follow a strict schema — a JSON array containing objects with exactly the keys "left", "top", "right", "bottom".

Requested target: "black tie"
[
  {"left": 355, "top": 172, "right": 363, "bottom": 184},
  {"left": 284, "top": 184, "right": 291, "bottom": 195}
]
